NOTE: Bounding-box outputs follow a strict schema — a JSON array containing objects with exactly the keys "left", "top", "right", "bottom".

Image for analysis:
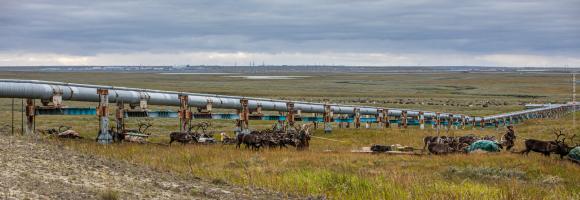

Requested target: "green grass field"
[{"left": 0, "top": 72, "right": 578, "bottom": 199}]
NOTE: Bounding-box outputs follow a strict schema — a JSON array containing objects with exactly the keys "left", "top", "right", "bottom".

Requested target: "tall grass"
[{"left": 53, "top": 114, "right": 580, "bottom": 199}]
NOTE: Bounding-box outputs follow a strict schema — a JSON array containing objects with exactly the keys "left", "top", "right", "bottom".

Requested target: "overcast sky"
[{"left": 0, "top": 0, "right": 579, "bottom": 66}]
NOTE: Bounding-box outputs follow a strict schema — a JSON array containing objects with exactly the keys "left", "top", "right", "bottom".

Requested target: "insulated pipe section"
[
  {"left": 0, "top": 80, "right": 469, "bottom": 119},
  {"left": 4, "top": 79, "right": 543, "bottom": 121}
]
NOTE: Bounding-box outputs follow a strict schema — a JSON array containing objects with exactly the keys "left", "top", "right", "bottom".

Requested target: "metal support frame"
[
  {"left": 178, "top": 95, "right": 190, "bottom": 133},
  {"left": 435, "top": 112, "right": 441, "bottom": 130},
  {"left": 419, "top": 111, "right": 425, "bottom": 129},
  {"left": 323, "top": 102, "right": 332, "bottom": 133},
  {"left": 255, "top": 103, "right": 263, "bottom": 116},
  {"left": 286, "top": 102, "right": 295, "bottom": 128},
  {"left": 460, "top": 115, "right": 466, "bottom": 129},
  {"left": 235, "top": 98, "right": 251, "bottom": 135},
  {"left": 312, "top": 113, "right": 318, "bottom": 129},
  {"left": 354, "top": 107, "right": 361, "bottom": 128},
  {"left": 115, "top": 101, "right": 125, "bottom": 141},
  {"left": 401, "top": 110, "right": 408, "bottom": 128},
  {"left": 448, "top": 114, "right": 454, "bottom": 130},
  {"left": 376, "top": 108, "right": 384, "bottom": 129},
  {"left": 384, "top": 109, "right": 390, "bottom": 128},
  {"left": 25, "top": 99, "right": 35, "bottom": 135},
  {"left": 97, "top": 89, "right": 112, "bottom": 144}
]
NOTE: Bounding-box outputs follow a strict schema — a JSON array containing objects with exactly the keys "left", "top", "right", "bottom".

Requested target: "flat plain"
[{"left": 0, "top": 71, "right": 578, "bottom": 199}]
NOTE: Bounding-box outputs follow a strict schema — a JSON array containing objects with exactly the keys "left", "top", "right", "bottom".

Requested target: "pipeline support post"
[
  {"left": 376, "top": 108, "right": 384, "bottom": 129},
  {"left": 354, "top": 107, "right": 361, "bottom": 129},
  {"left": 115, "top": 101, "right": 125, "bottom": 141},
  {"left": 435, "top": 112, "right": 441, "bottom": 131},
  {"left": 255, "top": 103, "right": 262, "bottom": 116},
  {"left": 323, "top": 103, "right": 332, "bottom": 133},
  {"left": 312, "top": 113, "right": 318, "bottom": 129},
  {"left": 238, "top": 98, "right": 250, "bottom": 134},
  {"left": 401, "top": 110, "right": 408, "bottom": 128},
  {"left": 419, "top": 111, "right": 425, "bottom": 129},
  {"left": 448, "top": 114, "right": 454, "bottom": 130},
  {"left": 286, "top": 102, "right": 295, "bottom": 129},
  {"left": 97, "top": 89, "right": 112, "bottom": 144},
  {"left": 178, "top": 95, "right": 190, "bottom": 133},
  {"left": 460, "top": 115, "right": 466, "bottom": 129},
  {"left": 25, "top": 99, "right": 35, "bottom": 135},
  {"left": 365, "top": 115, "right": 371, "bottom": 128}
]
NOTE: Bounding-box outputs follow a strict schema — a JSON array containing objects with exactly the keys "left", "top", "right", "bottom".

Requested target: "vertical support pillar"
[
  {"left": 354, "top": 107, "right": 361, "bottom": 128},
  {"left": 25, "top": 99, "right": 35, "bottom": 135},
  {"left": 97, "top": 89, "right": 112, "bottom": 144},
  {"left": 418, "top": 111, "right": 425, "bottom": 129},
  {"left": 460, "top": 115, "right": 466, "bottom": 129},
  {"left": 480, "top": 118, "right": 485, "bottom": 129},
  {"left": 286, "top": 102, "right": 295, "bottom": 129},
  {"left": 206, "top": 99, "right": 213, "bottom": 113},
  {"left": 471, "top": 117, "right": 476, "bottom": 129},
  {"left": 436, "top": 112, "right": 441, "bottom": 130},
  {"left": 448, "top": 114, "right": 454, "bottom": 130},
  {"left": 115, "top": 101, "right": 125, "bottom": 141},
  {"left": 323, "top": 103, "right": 332, "bottom": 133},
  {"left": 239, "top": 98, "right": 250, "bottom": 134},
  {"left": 178, "top": 95, "right": 190, "bottom": 133},
  {"left": 365, "top": 115, "right": 371, "bottom": 128},
  {"left": 401, "top": 110, "right": 408, "bottom": 129},
  {"left": 313, "top": 113, "right": 318, "bottom": 129},
  {"left": 377, "top": 108, "right": 384, "bottom": 129},
  {"left": 384, "top": 109, "right": 390, "bottom": 128}
]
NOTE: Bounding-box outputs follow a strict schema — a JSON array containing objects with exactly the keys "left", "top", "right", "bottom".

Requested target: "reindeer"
[
  {"left": 427, "top": 142, "right": 455, "bottom": 155},
  {"left": 236, "top": 132, "right": 262, "bottom": 150},
  {"left": 296, "top": 124, "right": 312, "bottom": 150},
  {"left": 169, "top": 132, "right": 194, "bottom": 145},
  {"left": 520, "top": 129, "right": 574, "bottom": 158}
]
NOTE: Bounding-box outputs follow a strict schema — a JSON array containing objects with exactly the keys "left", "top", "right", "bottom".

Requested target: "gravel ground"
[{"left": 0, "top": 135, "right": 293, "bottom": 200}]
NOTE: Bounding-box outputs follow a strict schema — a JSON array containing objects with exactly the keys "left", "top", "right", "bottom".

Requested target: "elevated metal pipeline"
[{"left": 0, "top": 79, "right": 575, "bottom": 123}]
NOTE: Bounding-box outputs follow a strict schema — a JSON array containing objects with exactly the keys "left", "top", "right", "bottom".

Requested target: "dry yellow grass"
[{"left": 46, "top": 114, "right": 579, "bottom": 200}]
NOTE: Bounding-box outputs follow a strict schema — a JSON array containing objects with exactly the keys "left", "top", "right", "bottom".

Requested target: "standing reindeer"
[{"left": 520, "top": 129, "right": 575, "bottom": 158}]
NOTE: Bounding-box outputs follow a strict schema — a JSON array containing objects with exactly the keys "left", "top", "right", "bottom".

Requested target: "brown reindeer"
[
  {"left": 236, "top": 132, "right": 262, "bottom": 150},
  {"left": 520, "top": 129, "right": 573, "bottom": 158},
  {"left": 169, "top": 132, "right": 194, "bottom": 145}
]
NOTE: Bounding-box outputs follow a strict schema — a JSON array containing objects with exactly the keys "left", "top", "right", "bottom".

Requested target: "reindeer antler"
[
  {"left": 553, "top": 129, "right": 566, "bottom": 142},
  {"left": 566, "top": 134, "right": 577, "bottom": 146}
]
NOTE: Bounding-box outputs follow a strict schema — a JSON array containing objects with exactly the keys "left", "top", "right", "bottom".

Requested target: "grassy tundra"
[{"left": 0, "top": 72, "right": 578, "bottom": 199}]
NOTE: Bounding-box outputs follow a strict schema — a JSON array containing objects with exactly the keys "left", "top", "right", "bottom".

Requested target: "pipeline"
[{"left": 0, "top": 79, "right": 576, "bottom": 124}]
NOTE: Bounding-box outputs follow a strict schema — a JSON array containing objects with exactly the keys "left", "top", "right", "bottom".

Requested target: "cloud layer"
[{"left": 1, "top": 0, "right": 579, "bottom": 66}]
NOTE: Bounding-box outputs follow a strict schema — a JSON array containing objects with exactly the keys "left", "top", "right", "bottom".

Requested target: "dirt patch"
[{"left": 0, "top": 136, "right": 290, "bottom": 199}]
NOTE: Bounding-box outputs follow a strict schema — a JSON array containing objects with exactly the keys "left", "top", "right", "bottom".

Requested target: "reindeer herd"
[
  {"left": 423, "top": 135, "right": 500, "bottom": 155},
  {"left": 423, "top": 129, "right": 578, "bottom": 162},
  {"left": 169, "top": 123, "right": 312, "bottom": 151},
  {"left": 31, "top": 118, "right": 579, "bottom": 163},
  {"left": 235, "top": 125, "right": 312, "bottom": 150}
]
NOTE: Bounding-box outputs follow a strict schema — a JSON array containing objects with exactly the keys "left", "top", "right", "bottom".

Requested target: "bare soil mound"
[{"left": 0, "top": 136, "right": 289, "bottom": 199}]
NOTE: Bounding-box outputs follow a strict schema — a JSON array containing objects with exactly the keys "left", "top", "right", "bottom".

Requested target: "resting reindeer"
[{"left": 169, "top": 132, "right": 194, "bottom": 145}]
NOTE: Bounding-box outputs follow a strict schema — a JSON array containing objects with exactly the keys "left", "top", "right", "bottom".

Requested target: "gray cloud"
[{"left": 0, "top": 0, "right": 579, "bottom": 58}]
